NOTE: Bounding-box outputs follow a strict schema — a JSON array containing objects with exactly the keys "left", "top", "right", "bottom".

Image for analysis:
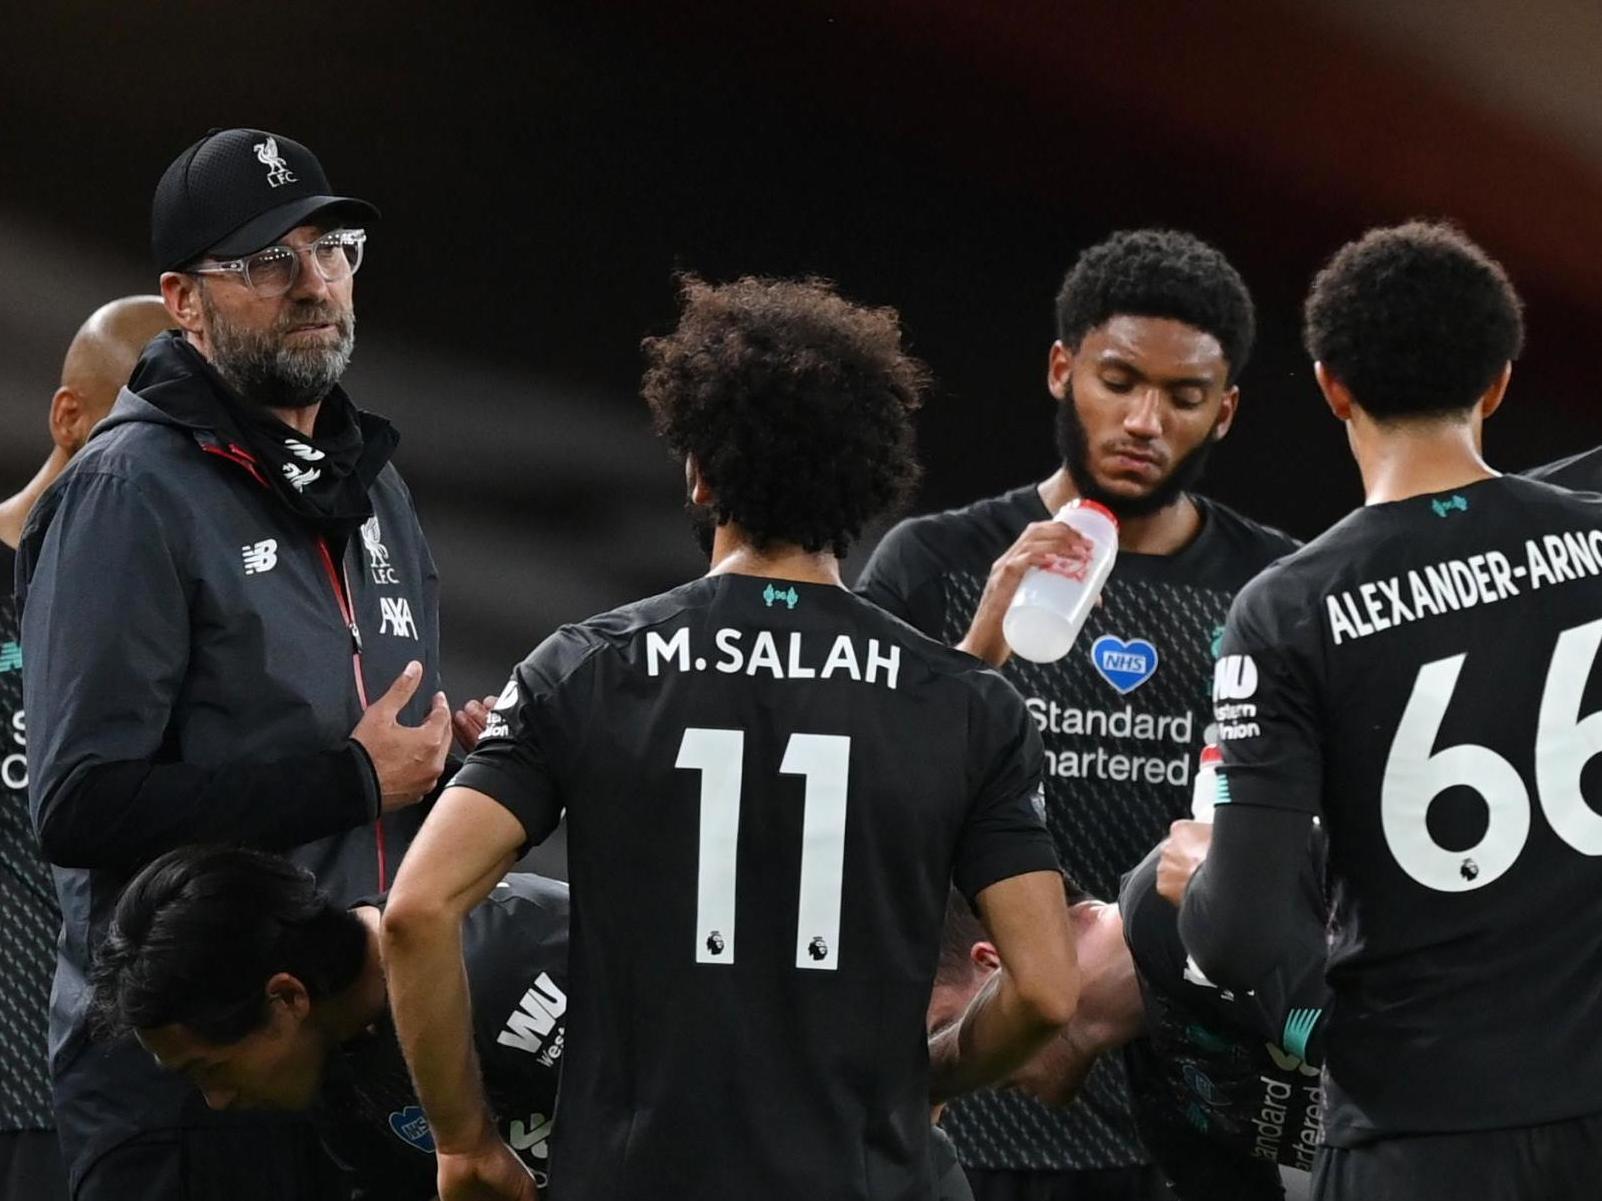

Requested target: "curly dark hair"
[
  {"left": 1303, "top": 221, "right": 1524, "bottom": 420},
  {"left": 1055, "top": 230, "right": 1256, "bottom": 384},
  {"left": 88, "top": 846, "right": 368, "bottom": 1043},
  {"left": 641, "top": 275, "right": 928, "bottom": 557}
]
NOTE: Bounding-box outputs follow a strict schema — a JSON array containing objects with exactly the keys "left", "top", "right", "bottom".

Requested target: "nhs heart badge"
[
  {"left": 389, "top": 1105, "right": 436, "bottom": 1154},
  {"left": 1090, "top": 635, "right": 1159, "bottom": 695}
]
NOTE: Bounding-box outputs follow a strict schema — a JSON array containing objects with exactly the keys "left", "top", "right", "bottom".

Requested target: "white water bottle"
[
  {"left": 1002, "top": 499, "right": 1119, "bottom": 663},
  {"left": 1191, "top": 744, "right": 1223, "bottom": 823}
]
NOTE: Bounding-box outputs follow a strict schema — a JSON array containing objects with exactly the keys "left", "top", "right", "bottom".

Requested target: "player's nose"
[{"left": 1123, "top": 391, "right": 1163, "bottom": 438}]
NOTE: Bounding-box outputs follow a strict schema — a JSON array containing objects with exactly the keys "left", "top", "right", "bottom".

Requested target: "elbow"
[
  {"left": 34, "top": 795, "right": 105, "bottom": 869},
  {"left": 379, "top": 883, "right": 457, "bottom": 953},
  {"left": 1182, "top": 911, "right": 1272, "bottom": 995}
]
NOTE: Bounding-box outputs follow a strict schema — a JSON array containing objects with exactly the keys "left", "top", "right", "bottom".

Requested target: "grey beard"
[{"left": 202, "top": 290, "right": 356, "bottom": 410}]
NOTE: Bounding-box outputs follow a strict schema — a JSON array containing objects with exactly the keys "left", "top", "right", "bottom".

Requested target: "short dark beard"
[
  {"left": 686, "top": 500, "right": 718, "bottom": 559},
  {"left": 1054, "top": 380, "right": 1217, "bottom": 518},
  {"left": 200, "top": 284, "right": 356, "bottom": 410}
]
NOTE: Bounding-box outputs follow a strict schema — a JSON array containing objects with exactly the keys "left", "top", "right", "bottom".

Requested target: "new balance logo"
[
  {"left": 0, "top": 641, "right": 20, "bottom": 673},
  {"left": 242, "top": 540, "right": 278, "bottom": 574},
  {"left": 496, "top": 973, "right": 567, "bottom": 1065},
  {"left": 1431, "top": 494, "right": 1469, "bottom": 518},
  {"left": 379, "top": 597, "right": 418, "bottom": 639}
]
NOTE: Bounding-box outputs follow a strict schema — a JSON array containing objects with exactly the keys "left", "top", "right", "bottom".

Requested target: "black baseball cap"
[{"left": 151, "top": 128, "right": 380, "bottom": 271}]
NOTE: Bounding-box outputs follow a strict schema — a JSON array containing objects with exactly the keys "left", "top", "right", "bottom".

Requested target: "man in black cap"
[{"left": 19, "top": 128, "right": 472, "bottom": 1200}]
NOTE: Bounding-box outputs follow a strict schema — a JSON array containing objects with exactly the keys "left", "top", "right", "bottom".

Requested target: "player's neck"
[
  {"left": 0, "top": 446, "right": 74, "bottom": 550},
  {"left": 1038, "top": 467, "right": 1201, "bottom": 556},
  {"left": 706, "top": 524, "right": 844, "bottom": 587},
  {"left": 1351, "top": 412, "right": 1497, "bottom": 505},
  {"left": 324, "top": 906, "right": 393, "bottom": 1042}
]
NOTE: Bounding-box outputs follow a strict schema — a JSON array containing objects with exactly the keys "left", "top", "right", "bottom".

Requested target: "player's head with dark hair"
[
  {"left": 89, "top": 845, "right": 371, "bottom": 1111},
  {"left": 928, "top": 890, "right": 998, "bottom": 1036},
  {"left": 1049, "top": 230, "right": 1255, "bottom": 518},
  {"left": 1304, "top": 221, "right": 1524, "bottom": 423},
  {"left": 641, "top": 274, "right": 928, "bottom": 559}
]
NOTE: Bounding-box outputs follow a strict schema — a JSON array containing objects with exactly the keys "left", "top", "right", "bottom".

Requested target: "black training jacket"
[{"left": 17, "top": 334, "right": 443, "bottom": 1183}]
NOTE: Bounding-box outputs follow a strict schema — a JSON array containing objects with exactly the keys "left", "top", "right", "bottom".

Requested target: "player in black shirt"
[
  {"left": 382, "top": 276, "right": 1078, "bottom": 1201},
  {"left": 857, "top": 229, "right": 1297, "bottom": 1197},
  {"left": 86, "top": 846, "right": 568, "bottom": 1199},
  {"left": 0, "top": 295, "right": 171, "bottom": 1201},
  {"left": 933, "top": 847, "right": 1328, "bottom": 1201},
  {"left": 1180, "top": 222, "right": 1602, "bottom": 1199}
]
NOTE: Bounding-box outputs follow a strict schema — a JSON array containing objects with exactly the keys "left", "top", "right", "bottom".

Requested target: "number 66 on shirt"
[{"left": 1382, "top": 616, "right": 1602, "bottom": 892}]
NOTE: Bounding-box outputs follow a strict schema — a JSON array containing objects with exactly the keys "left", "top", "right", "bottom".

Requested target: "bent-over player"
[{"left": 88, "top": 846, "right": 567, "bottom": 1199}]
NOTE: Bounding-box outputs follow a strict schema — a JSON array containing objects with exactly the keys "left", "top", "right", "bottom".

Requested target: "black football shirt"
[
  {"left": 1215, "top": 475, "right": 1602, "bottom": 1144},
  {"left": 453, "top": 574, "right": 1058, "bottom": 1201},
  {"left": 1119, "top": 838, "right": 1328, "bottom": 1199},
  {"left": 0, "top": 541, "right": 56, "bottom": 1132},
  {"left": 319, "top": 873, "right": 568, "bottom": 1199},
  {"left": 857, "top": 486, "right": 1298, "bottom": 1171}
]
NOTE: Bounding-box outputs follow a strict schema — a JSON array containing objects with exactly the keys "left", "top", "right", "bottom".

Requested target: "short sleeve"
[
  {"left": 450, "top": 627, "right": 599, "bottom": 852},
  {"left": 1213, "top": 575, "right": 1325, "bottom": 817},
  {"left": 951, "top": 676, "right": 1060, "bottom": 901}
]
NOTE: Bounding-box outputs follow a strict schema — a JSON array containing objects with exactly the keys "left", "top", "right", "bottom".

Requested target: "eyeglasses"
[{"left": 190, "top": 229, "right": 367, "bottom": 298}]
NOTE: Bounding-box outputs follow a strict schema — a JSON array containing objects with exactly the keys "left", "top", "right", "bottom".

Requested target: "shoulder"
[
  {"left": 1193, "top": 495, "right": 1301, "bottom": 567},
  {"left": 866, "top": 487, "right": 1037, "bottom": 579},
  {"left": 1221, "top": 514, "right": 1379, "bottom": 668},
  {"left": 1499, "top": 470, "right": 1602, "bottom": 514},
  {"left": 838, "top": 588, "right": 1029, "bottom": 703},
  {"left": 1521, "top": 445, "right": 1602, "bottom": 492},
  {"left": 512, "top": 581, "right": 711, "bottom": 693},
  {"left": 70, "top": 420, "right": 198, "bottom": 488}
]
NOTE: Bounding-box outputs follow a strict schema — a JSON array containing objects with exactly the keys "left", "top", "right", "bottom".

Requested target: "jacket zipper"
[{"left": 316, "top": 537, "right": 388, "bottom": 890}]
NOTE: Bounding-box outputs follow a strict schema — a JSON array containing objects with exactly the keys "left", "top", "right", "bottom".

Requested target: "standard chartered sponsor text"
[
  {"left": 1250, "top": 1076, "right": 1321, "bottom": 1171},
  {"left": 1027, "top": 698, "right": 1194, "bottom": 784}
]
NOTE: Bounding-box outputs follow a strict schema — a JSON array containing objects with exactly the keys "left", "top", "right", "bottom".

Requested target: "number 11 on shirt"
[{"left": 676, "top": 727, "right": 851, "bottom": 970}]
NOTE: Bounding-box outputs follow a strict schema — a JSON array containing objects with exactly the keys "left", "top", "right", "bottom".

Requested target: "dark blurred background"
[{"left": 6, "top": 0, "right": 1602, "bottom": 700}]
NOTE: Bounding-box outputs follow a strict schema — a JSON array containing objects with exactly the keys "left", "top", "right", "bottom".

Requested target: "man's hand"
[
  {"left": 437, "top": 1137, "right": 537, "bottom": 1201},
  {"left": 452, "top": 694, "right": 500, "bottom": 754},
  {"left": 352, "top": 661, "right": 453, "bottom": 812},
  {"left": 958, "top": 520, "right": 1096, "bottom": 668},
  {"left": 1157, "top": 819, "right": 1213, "bottom": 906}
]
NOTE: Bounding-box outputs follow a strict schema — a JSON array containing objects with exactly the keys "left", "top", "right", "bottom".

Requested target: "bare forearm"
[{"left": 383, "top": 906, "right": 494, "bottom": 1152}]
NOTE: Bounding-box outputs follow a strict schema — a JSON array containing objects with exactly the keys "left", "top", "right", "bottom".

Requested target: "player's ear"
[
  {"left": 49, "top": 386, "right": 86, "bottom": 454},
  {"left": 1211, "top": 385, "right": 1240, "bottom": 441},
  {"left": 160, "top": 271, "right": 205, "bottom": 335},
  {"left": 1479, "top": 362, "right": 1512, "bottom": 422},
  {"left": 971, "top": 940, "right": 1001, "bottom": 973},
  {"left": 1047, "top": 340, "right": 1074, "bottom": 402},
  {"left": 686, "top": 455, "right": 713, "bottom": 507},
  {"left": 1314, "top": 362, "right": 1354, "bottom": 423},
  {"left": 264, "top": 972, "right": 313, "bottom": 1023}
]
